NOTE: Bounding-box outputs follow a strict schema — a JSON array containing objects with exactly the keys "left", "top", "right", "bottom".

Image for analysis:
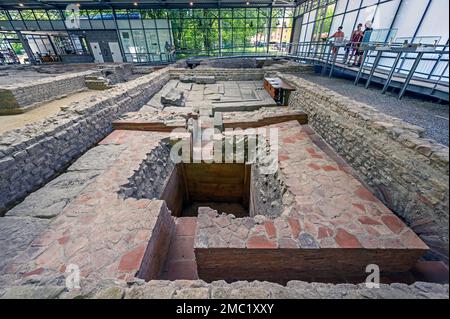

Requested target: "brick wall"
[
  {"left": 194, "top": 208, "right": 427, "bottom": 283},
  {"left": 0, "top": 68, "right": 170, "bottom": 214},
  {"left": 138, "top": 201, "right": 175, "bottom": 281},
  {"left": 281, "top": 73, "right": 449, "bottom": 264}
]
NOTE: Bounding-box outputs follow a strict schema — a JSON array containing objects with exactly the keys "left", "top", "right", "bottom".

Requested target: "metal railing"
[
  {"left": 288, "top": 41, "right": 449, "bottom": 81},
  {"left": 173, "top": 40, "right": 448, "bottom": 99},
  {"left": 276, "top": 41, "right": 448, "bottom": 99},
  {"left": 127, "top": 39, "right": 449, "bottom": 99}
]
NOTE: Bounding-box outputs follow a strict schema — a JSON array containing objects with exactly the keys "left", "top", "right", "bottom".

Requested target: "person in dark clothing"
[
  {"left": 348, "top": 23, "right": 364, "bottom": 66},
  {"left": 355, "top": 21, "right": 374, "bottom": 66}
]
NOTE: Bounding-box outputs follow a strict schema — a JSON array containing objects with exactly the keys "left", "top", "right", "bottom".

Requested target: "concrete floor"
[{"left": 297, "top": 73, "right": 449, "bottom": 146}]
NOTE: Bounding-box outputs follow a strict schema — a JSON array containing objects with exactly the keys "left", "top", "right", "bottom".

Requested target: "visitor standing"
[
  {"left": 348, "top": 23, "right": 364, "bottom": 66},
  {"left": 355, "top": 21, "right": 374, "bottom": 66},
  {"left": 328, "top": 26, "right": 345, "bottom": 57}
]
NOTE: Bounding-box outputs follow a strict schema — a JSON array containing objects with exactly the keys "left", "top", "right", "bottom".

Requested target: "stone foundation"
[
  {"left": 0, "top": 68, "right": 170, "bottom": 214},
  {"left": 169, "top": 60, "right": 313, "bottom": 82},
  {"left": 0, "top": 130, "right": 175, "bottom": 287},
  {"left": 0, "top": 70, "right": 100, "bottom": 114},
  {"left": 0, "top": 61, "right": 447, "bottom": 299},
  {"left": 1, "top": 279, "right": 448, "bottom": 299},
  {"left": 170, "top": 67, "right": 265, "bottom": 81},
  {"left": 281, "top": 73, "right": 449, "bottom": 264}
]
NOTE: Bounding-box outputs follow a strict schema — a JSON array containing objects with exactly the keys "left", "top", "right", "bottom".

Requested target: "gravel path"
[{"left": 297, "top": 73, "right": 449, "bottom": 146}]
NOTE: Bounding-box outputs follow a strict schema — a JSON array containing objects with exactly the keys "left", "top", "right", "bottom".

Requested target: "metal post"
[
  {"left": 218, "top": 8, "right": 222, "bottom": 57},
  {"left": 428, "top": 42, "right": 448, "bottom": 79},
  {"left": 365, "top": 49, "right": 382, "bottom": 88},
  {"left": 266, "top": 6, "right": 273, "bottom": 54},
  {"left": 111, "top": 7, "right": 127, "bottom": 62},
  {"left": 328, "top": 44, "right": 338, "bottom": 78},
  {"left": 321, "top": 43, "right": 331, "bottom": 76},
  {"left": 354, "top": 49, "right": 368, "bottom": 85},
  {"left": 430, "top": 63, "right": 448, "bottom": 96},
  {"left": 398, "top": 51, "right": 424, "bottom": 99},
  {"left": 16, "top": 31, "right": 37, "bottom": 64},
  {"left": 381, "top": 51, "right": 402, "bottom": 94},
  {"left": 397, "top": 0, "right": 432, "bottom": 71}
]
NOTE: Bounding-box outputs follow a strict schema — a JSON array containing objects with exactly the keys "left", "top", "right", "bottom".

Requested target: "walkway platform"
[{"left": 293, "top": 56, "right": 449, "bottom": 102}]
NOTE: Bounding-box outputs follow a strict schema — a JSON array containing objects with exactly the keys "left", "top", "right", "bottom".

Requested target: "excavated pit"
[{"left": 0, "top": 59, "right": 447, "bottom": 298}]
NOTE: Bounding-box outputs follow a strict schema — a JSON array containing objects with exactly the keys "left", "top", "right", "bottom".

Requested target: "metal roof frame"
[{"left": 0, "top": 0, "right": 303, "bottom": 10}]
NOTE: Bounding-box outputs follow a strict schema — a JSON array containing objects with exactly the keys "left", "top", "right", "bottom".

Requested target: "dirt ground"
[{"left": 0, "top": 90, "right": 100, "bottom": 134}]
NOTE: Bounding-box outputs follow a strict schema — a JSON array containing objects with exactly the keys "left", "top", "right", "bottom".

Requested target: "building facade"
[{"left": 0, "top": 3, "right": 294, "bottom": 64}]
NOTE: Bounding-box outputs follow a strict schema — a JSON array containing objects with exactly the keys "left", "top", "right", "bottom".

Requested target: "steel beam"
[
  {"left": 381, "top": 51, "right": 402, "bottom": 94},
  {"left": 329, "top": 45, "right": 338, "bottom": 78},
  {"left": 354, "top": 49, "right": 368, "bottom": 85},
  {"left": 398, "top": 51, "right": 424, "bottom": 99},
  {"left": 321, "top": 43, "right": 331, "bottom": 76}
]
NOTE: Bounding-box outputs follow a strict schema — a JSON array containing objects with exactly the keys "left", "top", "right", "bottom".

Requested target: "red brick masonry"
[
  {"left": 4, "top": 130, "right": 175, "bottom": 284},
  {"left": 194, "top": 121, "right": 429, "bottom": 283}
]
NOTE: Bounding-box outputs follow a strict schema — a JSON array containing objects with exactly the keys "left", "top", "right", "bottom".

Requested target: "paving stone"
[
  {"left": 124, "top": 285, "right": 175, "bottom": 299},
  {"left": 281, "top": 73, "right": 448, "bottom": 261},
  {"left": 173, "top": 287, "right": 210, "bottom": 299},
  {"left": 161, "top": 89, "right": 185, "bottom": 107},
  {"left": 6, "top": 171, "right": 101, "bottom": 218},
  {"left": 67, "top": 144, "right": 126, "bottom": 171},
  {"left": 94, "top": 286, "right": 125, "bottom": 299},
  {"left": 0, "top": 285, "right": 65, "bottom": 299},
  {"left": 0, "top": 217, "right": 49, "bottom": 274},
  {"left": 230, "top": 287, "right": 270, "bottom": 299}
]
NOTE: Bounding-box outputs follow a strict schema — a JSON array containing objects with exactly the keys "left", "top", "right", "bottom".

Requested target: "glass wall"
[{"left": 0, "top": 7, "right": 294, "bottom": 62}]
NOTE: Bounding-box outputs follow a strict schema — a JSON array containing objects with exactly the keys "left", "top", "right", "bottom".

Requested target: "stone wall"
[
  {"left": 169, "top": 68, "right": 265, "bottom": 81},
  {"left": 118, "top": 138, "right": 186, "bottom": 216},
  {"left": 1, "top": 279, "right": 448, "bottom": 299},
  {"left": 0, "top": 70, "right": 99, "bottom": 114},
  {"left": 119, "top": 139, "right": 175, "bottom": 200},
  {"left": 0, "top": 68, "right": 170, "bottom": 214},
  {"left": 200, "top": 57, "right": 261, "bottom": 68},
  {"left": 192, "top": 57, "right": 315, "bottom": 72},
  {"left": 168, "top": 61, "right": 313, "bottom": 82},
  {"left": 250, "top": 155, "right": 287, "bottom": 219},
  {"left": 281, "top": 73, "right": 449, "bottom": 264}
]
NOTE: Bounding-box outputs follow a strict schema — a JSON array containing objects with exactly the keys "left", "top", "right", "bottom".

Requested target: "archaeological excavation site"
[{"left": 0, "top": 0, "right": 448, "bottom": 302}]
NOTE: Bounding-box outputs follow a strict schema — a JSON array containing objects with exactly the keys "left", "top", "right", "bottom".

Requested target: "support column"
[
  {"left": 218, "top": 8, "right": 223, "bottom": 57},
  {"left": 266, "top": 6, "right": 273, "bottom": 54},
  {"left": 16, "top": 31, "right": 37, "bottom": 65}
]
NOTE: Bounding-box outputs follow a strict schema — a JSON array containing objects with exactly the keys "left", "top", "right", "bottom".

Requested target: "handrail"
[{"left": 174, "top": 40, "right": 449, "bottom": 100}]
